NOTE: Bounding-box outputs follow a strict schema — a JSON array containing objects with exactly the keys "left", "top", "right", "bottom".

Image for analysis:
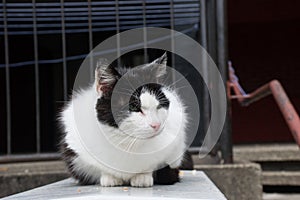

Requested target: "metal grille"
[{"left": 0, "top": 0, "right": 231, "bottom": 163}]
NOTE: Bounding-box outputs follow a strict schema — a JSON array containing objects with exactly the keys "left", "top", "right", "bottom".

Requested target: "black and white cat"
[{"left": 60, "top": 53, "right": 188, "bottom": 187}]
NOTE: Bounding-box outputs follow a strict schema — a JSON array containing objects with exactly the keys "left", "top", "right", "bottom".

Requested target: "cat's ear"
[
  {"left": 151, "top": 52, "right": 167, "bottom": 77},
  {"left": 153, "top": 52, "right": 167, "bottom": 66},
  {"left": 95, "top": 59, "right": 118, "bottom": 95}
]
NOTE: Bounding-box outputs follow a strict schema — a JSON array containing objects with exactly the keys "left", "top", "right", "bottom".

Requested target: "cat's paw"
[
  {"left": 100, "top": 174, "right": 123, "bottom": 187},
  {"left": 130, "top": 173, "right": 153, "bottom": 187}
]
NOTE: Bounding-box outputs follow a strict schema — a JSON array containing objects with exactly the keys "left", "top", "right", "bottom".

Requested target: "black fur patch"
[
  {"left": 95, "top": 54, "right": 170, "bottom": 127},
  {"left": 96, "top": 83, "right": 170, "bottom": 127},
  {"left": 129, "top": 83, "right": 170, "bottom": 113},
  {"left": 180, "top": 151, "right": 194, "bottom": 170},
  {"left": 153, "top": 165, "right": 180, "bottom": 185},
  {"left": 96, "top": 90, "right": 118, "bottom": 128},
  {"left": 60, "top": 139, "right": 98, "bottom": 185},
  {"left": 153, "top": 151, "right": 194, "bottom": 185}
]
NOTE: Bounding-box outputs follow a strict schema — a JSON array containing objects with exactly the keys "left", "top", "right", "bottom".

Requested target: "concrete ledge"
[
  {"left": 1, "top": 160, "right": 262, "bottom": 200},
  {"left": 1, "top": 171, "right": 227, "bottom": 200},
  {"left": 194, "top": 162, "right": 262, "bottom": 200},
  {"left": 0, "top": 161, "right": 69, "bottom": 198}
]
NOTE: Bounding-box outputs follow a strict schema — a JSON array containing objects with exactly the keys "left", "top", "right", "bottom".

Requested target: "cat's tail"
[
  {"left": 154, "top": 151, "right": 193, "bottom": 185},
  {"left": 153, "top": 165, "right": 179, "bottom": 185}
]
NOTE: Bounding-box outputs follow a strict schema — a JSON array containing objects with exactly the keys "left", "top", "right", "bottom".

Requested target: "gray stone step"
[
  {"left": 263, "top": 193, "right": 300, "bottom": 200},
  {"left": 233, "top": 144, "right": 300, "bottom": 162},
  {"left": 262, "top": 171, "right": 300, "bottom": 186},
  {"left": 234, "top": 144, "right": 300, "bottom": 187}
]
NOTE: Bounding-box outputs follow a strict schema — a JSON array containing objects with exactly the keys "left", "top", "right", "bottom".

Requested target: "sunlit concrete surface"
[{"left": 1, "top": 171, "right": 226, "bottom": 200}]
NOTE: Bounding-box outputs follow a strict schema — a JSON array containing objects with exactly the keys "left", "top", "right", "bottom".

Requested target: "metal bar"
[
  {"left": 0, "top": 25, "right": 197, "bottom": 68},
  {"left": 237, "top": 83, "right": 272, "bottom": 106},
  {"left": 0, "top": 17, "right": 198, "bottom": 30},
  {"left": 229, "top": 68, "right": 300, "bottom": 147},
  {"left": 216, "top": 0, "right": 233, "bottom": 164},
  {"left": 0, "top": 54, "right": 89, "bottom": 68},
  {"left": 2, "top": 5, "right": 199, "bottom": 15},
  {"left": 2, "top": 1, "right": 197, "bottom": 8},
  {"left": 199, "top": 0, "right": 211, "bottom": 148},
  {"left": 0, "top": 22, "right": 199, "bottom": 36},
  {"left": 3, "top": 9, "right": 198, "bottom": 16},
  {"left": 3, "top": 5, "right": 199, "bottom": 18},
  {"left": 87, "top": 0, "right": 94, "bottom": 81},
  {"left": 2, "top": 13, "right": 200, "bottom": 22},
  {"left": 202, "top": 0, "right": 219, "bottom": 155},
  {"left": 32, "top": 0, "right": 40, "bottom": 153},
  {"left": 205, "top": 0, "right": 217, "bottom": 62},
  {"left": 2, "top": 4, "right": 199, "bottom": 15},
  {"left": 115, "top": 0, "right": 121, "bottom": 66},
  {"left": 170, "top": 0, "right": 176, "bottom": 81},
  {"left": 270, "top": 82, "right": 300, "bottom": 145},
  {"left": 0, "top": 153, "right": 61, "bottom": 164},
  {"left": 3, "top": 0, "right": 11, "bottom": 155},
  {"left": 142, "top": 0, "right": 148, "bottom": 63},
  {"left": 2, "top": 1, "right": 183, "bottom": 7},
  {"left": 0, "top": 19, "right": 196, "bottom": 29},
  {"left": 199, "top": 0, "right": 207, "bottom": 49},
  {"left": 61, "top": 0, "right": 67, "bottom": 101}
]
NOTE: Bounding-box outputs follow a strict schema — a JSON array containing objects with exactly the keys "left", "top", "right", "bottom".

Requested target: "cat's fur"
[{"left": 59, "top": 53, "right": 188, "bottom": 187}]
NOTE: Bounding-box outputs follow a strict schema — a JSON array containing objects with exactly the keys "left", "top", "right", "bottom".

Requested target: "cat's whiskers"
[
  {"left": 125, "top": 137, "right": 138, "bottom": 152},
  {"left": 115, "top": 134, "right": 132, "bottom": 148},
  {"left": 114, "top": 126, "right": 144, "bottom": 144},
  {"left": 156, "top": 93, "right": 166, "bottom": 100},
  {"left": 119, "top": 126, "right": 144, "bottom": 135}
]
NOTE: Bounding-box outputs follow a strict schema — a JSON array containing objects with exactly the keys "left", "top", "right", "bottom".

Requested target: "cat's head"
[{"left": 95, "top": 53, "right": 170, "bottom": 138}]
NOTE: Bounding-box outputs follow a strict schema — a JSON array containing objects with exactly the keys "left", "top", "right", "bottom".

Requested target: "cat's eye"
[{"left": 157, "top": 105, "right": 162, "bottom": 109}]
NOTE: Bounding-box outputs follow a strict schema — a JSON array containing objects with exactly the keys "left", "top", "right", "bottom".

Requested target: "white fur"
[
  {"left": 119, "top": 92, "right": 168, "bottom": 139},
  {"left": 61, "top": 85, "right": 187, "bottom": 187}
]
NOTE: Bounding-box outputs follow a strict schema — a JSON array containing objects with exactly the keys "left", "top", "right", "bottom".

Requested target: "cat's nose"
[{"left": 150, "top": 123, "right": 161, "bottom": 131}]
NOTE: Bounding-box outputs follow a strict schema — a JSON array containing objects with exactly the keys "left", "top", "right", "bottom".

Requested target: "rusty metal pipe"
[
  {"left": 240, "top": 83, "right": 272, "bottom": 106},
  {"left": 270, "top": 80, "right": 300, "bottom": 145},
  {"left": 228, "top": 65, "right": 300, "bottom": 147}
]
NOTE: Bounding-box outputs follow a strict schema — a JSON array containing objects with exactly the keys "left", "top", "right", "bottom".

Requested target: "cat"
[{"left": 59, "top": 53, "right": 189, "bottom": 187}]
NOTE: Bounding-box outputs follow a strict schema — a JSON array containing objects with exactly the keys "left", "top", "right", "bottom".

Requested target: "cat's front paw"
[
  {"left": 100, "top": 174, "right": 123, "bottom": 187},
  {"left": 130, "top": 173, "right": 153, "bottom": 187}
]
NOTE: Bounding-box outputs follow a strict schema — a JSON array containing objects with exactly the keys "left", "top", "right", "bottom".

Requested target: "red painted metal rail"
[{"left": 228, "top": 62, "right": 300, "bottom": 147}]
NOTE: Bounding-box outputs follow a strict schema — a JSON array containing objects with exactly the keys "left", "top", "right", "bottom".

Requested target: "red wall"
[{"left": 228, "top": 0, "right": 300, "bottom": 143}]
